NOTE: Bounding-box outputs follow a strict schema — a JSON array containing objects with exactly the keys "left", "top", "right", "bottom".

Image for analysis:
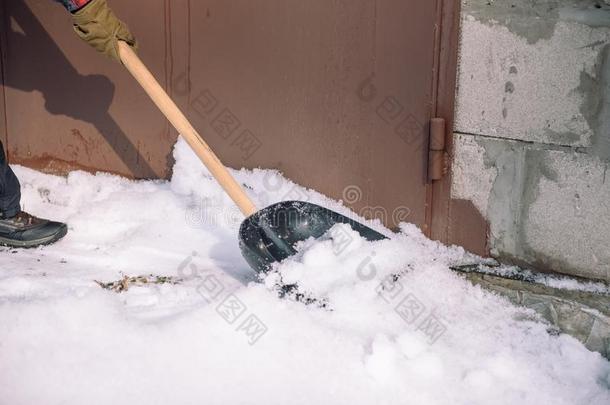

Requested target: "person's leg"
[
  {"left": 0, "top": 140, "right": 22, "bottom": 219},
  {"left": 0, "top": 140, "right": 67, "bottom": 248}
]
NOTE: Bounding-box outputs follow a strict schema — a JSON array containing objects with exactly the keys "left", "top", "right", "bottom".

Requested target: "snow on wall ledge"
[{"left": 452, "top": 0, "right": 610, "bottom": 281}]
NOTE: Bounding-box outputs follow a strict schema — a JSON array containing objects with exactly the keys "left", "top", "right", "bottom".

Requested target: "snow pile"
[
  {"left": 453, "top": 262, "right": 610, "bottom": 294},
  {"left": 0, "top": 138, "right": 609, "bottom": 405}
]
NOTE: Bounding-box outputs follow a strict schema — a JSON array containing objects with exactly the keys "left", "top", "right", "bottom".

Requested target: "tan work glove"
[{"left": 72, "top": 0, "right": 137, "bottom": 63}]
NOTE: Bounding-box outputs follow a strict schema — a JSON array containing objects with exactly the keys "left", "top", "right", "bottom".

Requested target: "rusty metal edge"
[
  {"left": 427, "top": 0, "right": 456, "bottom": 243},
  {"left": 429, "top": 0, "right": 489, "bottom": 255},
  {"left": 423, "top": 0, "right": 444, "bottom": 237},
  {"left": 429, "top": 0, "right": 458, "bottom": 245}
]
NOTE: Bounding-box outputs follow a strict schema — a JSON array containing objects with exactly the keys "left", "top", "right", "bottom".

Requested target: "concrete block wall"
[{"left": 452, "top": 0, "right": 610, "bottom": 281}]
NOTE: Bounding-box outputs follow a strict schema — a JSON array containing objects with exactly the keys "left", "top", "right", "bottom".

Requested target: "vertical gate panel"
[
  {"left": 1, "top": 0, "right": 172, "bottom": 178},
  {"left": 0, "top": 0, "right": 462, "bottom": 234},
  {"left": 186, "top": 0, "right": 437, "bottom": 229}
]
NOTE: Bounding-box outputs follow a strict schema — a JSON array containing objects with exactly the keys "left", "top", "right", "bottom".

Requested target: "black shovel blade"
[{"left": 238, "top": 201, "right": 388, "bottom": 273}]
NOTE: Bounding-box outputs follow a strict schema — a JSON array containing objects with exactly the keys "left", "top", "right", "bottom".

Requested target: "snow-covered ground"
[{"left": 1, "top": 139, "right": 609, "bottom": 405}]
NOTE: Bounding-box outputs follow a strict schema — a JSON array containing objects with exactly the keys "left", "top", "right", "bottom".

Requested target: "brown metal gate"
[{"left": 1, "top": 0, "right": 476, "bottom": 249}]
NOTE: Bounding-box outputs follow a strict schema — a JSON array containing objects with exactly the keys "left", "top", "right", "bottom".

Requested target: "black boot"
[{"left": 0, "top": 211, "right": 68, "bottom": 248}]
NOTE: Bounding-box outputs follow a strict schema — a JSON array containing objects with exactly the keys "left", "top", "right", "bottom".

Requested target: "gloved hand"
[{"left": 71, "top": 0, "right": 137, "bottom": 63}]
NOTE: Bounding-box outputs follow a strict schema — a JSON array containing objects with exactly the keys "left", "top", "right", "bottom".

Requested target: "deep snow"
[{"left": 0, "top": 138, "right": 609, "bottom": 405}]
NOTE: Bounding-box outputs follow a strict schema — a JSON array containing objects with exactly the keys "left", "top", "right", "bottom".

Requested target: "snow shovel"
[{"left": 118, "top": 42, "right": 387, "bottom": 273}]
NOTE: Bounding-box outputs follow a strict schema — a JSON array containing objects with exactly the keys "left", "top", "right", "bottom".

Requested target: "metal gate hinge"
[{"left": 428, "top": 117, "right": 448, "bottom": 181}]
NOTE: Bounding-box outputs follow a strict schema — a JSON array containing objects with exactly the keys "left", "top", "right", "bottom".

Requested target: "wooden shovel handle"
[{"left": 118, "top": 42, "right": 257, "bottom": 217}]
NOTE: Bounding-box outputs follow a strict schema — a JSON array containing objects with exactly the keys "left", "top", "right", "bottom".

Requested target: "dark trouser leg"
[{"left": 0, "top": 140, "right": 21, "bottom": 218}]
